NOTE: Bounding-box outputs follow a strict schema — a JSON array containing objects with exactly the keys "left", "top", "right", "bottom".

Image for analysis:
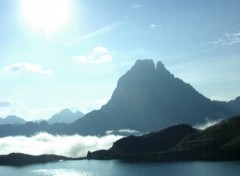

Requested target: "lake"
[{"left": 0, "top": 160, "right": 240, "bottom": 176}]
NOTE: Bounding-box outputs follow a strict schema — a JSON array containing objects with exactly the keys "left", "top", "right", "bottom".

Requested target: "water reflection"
[
  {"left": 33, "top": 169, "right": 95, "bottom": 176},
  {"left": 1, "top": 160, "right": 240, "bottom": 176}
]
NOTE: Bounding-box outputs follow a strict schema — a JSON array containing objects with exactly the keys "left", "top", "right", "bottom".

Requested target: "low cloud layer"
[
  {"left": 194, "top": 119, "right": 222, "bottom": 130},
  {"left": 0, "top": 133, "right": 123, "bottom": 157},
  {"left": 106, "top": 128, "right": 140, "bottom": 135}
]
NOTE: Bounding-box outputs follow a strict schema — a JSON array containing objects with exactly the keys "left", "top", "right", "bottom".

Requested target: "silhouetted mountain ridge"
[
  {"left": 0, "top": 120, "right": 68, "bottom": 137},
  {"left": 214, "top": 96, "right": 240, "bottom": 115},
  {"left": 88, "top": 115, "right": 240, "bottom": 161},
  {"left": 66, "top": 59, "right": 233, "bottom": 135},
  {"left": 0, "top": 153, "right": 80, "bottom": 166},
  {"left": 0, "top": 115, "right": 25, "bottom": 125},
  {"left": 47, "top": 108, "right": 84, "bottom": 124}
]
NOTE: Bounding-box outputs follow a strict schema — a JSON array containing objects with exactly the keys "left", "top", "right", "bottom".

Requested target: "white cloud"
[
  {"left": 2, "top": 63, "right": 53, "bottom": 76},
  {"left": 210, "top": 32, "right": 240, "bottom": 46},
  {"left": 106, "top": 129, "right": 140, "bottom": 135},
  {"left": 0, "top": 132, "right": 123, "bottom": 157},
  {"left": 194, "top": 119, "right": 222, "bottom": 130},
  {"left": 73, "top": 47, "right": 113, "bottom": 64},
  {"left": 32, "top": 169, "right": 90, "bottom": 175}
]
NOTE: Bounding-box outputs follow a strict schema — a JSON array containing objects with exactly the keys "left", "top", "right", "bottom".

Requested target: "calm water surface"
[{"left": 0, "top": 160, "right": 239, "bottom": 176}]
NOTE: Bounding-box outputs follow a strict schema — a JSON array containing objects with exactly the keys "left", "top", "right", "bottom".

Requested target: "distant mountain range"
[
  {"left": 47, "top": 108, "right": 84, "bottom": 124},
  {"left": 88, "top": 115, "right": 240, "bottom": 161},
  {"left": 0, "top": 59, "right": 239, "bottom": 137},
  {"left": 2, "top": 115, "right": 239, "bottom": 166},
  {"left": 0, "top": 115, "right": 25, "bottom": 125},
  {"left": 0, "top": 108, "right": 83, "bottom": 125},
  {"left": 0, "top": 109, "right": 84, "bottom": 137}
]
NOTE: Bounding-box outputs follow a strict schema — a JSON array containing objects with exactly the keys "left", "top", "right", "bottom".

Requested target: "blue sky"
[{"left": 0, "top": 0, "right": 240, "bottom": 120}]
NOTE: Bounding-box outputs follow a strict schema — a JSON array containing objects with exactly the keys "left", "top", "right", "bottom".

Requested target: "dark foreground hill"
[
  {"left": 0, "top": 153, "right": 72, "bottom": 166},
  {"left": 88, "top": 115, "right": 240, "bottom": 161},
  {"left": 1, "top": 116, "right": 239, "bottom": 165}
]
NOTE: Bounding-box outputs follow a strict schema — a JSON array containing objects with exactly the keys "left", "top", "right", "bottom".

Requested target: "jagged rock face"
[
  {"left": 68, "top": 59, "right": 232, "bottom": 135},
  {"left": 100, "top": 59, "right": 229, "bottom": 131}
]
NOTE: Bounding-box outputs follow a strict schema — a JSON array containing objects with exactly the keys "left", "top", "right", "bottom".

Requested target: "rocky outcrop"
[{"left": 67, "top": 59, "right": 233, "bottom": 135}]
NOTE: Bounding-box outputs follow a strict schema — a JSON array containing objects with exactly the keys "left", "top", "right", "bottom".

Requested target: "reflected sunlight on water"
[{"left": 32, "top": 169, "right": 95, "bottom": 176}]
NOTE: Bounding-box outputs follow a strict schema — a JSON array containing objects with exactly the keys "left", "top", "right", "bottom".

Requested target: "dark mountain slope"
[
  {"left": 67, "top": 59, "right": 232, "bottom": 135},
  {"left": 88, "top": 116, "right": 240, "bottom": 161},
  {"left": 0, "top": 153, "right": 73, "bottom": 166},
  {"left": 172, "top": 115, "right": 240, "bottom": 159},
  {"left": 109, "top": 124, "right": 196, "bottom": 154},
  {"left": 214, "top": 96, "right": 240, "bottom": 116}
]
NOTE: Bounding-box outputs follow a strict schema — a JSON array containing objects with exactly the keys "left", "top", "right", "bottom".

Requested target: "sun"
[{"left": 21, "top": 0, "right": 71, "bottom": 35}]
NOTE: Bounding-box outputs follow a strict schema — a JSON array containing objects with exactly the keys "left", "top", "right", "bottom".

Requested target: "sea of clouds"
[
  {"left": 0, "top": 133, "right": 124, "bottom": 157},
  {"left": 0, "top": 119, "right": 221, "bottom": 158}
]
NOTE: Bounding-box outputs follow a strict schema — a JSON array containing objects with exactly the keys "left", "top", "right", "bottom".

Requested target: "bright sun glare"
[{"left": 21, "top": 0, "right": 71, "bottom": 35}]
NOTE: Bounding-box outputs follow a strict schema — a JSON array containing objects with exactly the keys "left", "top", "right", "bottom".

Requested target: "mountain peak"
[
  {"left": 234, "top": 96, "right": 240, "bottom": 102},
  {"left": 156, "top": 60, "right": 173, "bottom": 77},
  {"left": 156, "top": 61, "right": 165, "bottom": 70},
  {"left": 131, "top": 59, "right": 171, "bottom": 76},
  {"left": 59, "top": 108, "right": 72, "bottom": 114},
  {"left": 47, "top": 108, "right": 83, "bottom": 124},
  {"left": 68, "top": 59, "right": 234, "bottom": 135},
  {"left": 0, "top": 115, "right": 25, "bottom": 125},
  {"left": 132, "top": 59, "right": 155, "bottom": 72}
]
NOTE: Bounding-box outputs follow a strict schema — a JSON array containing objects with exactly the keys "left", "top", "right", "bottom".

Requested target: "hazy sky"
[{"left": 0, "top": 0, "right": 240, "bottom": 120}]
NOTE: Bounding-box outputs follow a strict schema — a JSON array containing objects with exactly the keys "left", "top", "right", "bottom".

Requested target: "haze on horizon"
[{"left": 0, "top": 0, "right": 240, "bottom": 121}]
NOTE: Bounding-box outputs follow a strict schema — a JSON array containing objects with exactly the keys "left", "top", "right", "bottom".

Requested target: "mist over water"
[{"left": 0, "top": 132, "right": 123, "bottom": 157}]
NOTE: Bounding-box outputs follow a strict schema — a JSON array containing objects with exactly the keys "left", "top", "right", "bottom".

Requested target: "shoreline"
[{"left": 1, "top": 152, "right": 240, "bottom": 166}]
